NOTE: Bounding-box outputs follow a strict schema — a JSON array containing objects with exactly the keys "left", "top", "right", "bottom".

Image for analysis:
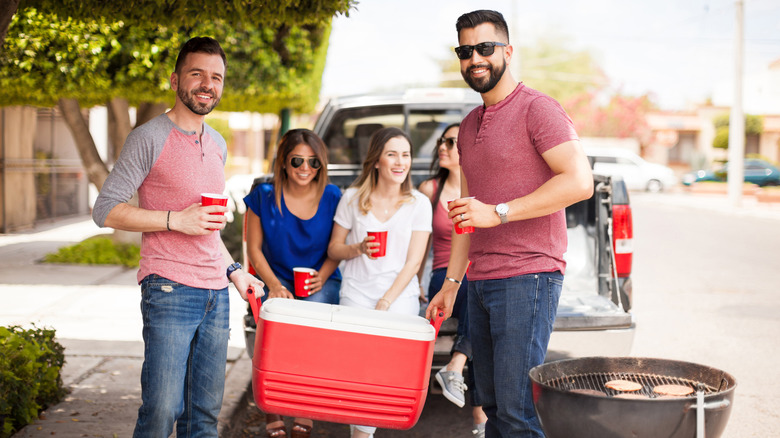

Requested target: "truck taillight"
[{"left": 612, "top": 204, "right": 633, "bottom": 277}]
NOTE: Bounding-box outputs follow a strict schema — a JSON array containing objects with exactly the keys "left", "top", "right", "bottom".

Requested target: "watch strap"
[{"left": 226, "top": 262, "right": 242, "bottom": 280}]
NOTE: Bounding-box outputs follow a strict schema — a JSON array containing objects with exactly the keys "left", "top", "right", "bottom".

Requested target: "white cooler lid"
[{"left": 260, "top": 298, "right": 435, "bottom": 341}]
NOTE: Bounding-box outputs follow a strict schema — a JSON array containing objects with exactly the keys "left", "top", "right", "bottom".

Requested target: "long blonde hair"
[
  {"left": 272, "top": 129, "right": 330, "bottom": 212},
  {"left": 350, "top": 127, "right": 414, "bottom": 215}
]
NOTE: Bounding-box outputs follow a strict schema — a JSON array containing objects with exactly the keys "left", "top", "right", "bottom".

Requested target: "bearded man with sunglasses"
[
  {"left": 426, "top": 10, "right": 593, "bottom": 438},
  {"left": 93, "top": 37, "right": 263, "bottom": 437}
]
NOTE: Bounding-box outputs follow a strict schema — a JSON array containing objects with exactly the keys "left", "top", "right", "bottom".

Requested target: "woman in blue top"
[{"left": 243, "top": 128, "right": 341, "bottom": 438}]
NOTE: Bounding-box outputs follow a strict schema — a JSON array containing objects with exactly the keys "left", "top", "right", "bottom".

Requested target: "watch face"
[{"left": 497, "top": 203, "right": 509, "bottom": 214}]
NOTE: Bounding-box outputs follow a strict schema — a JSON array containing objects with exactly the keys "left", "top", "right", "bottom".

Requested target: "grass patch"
[{"left": 43, "top": 235, "right": 140, "bottom": 267}]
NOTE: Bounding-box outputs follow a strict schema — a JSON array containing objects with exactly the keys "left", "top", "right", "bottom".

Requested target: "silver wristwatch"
[{"left": 495, "top": 203, "right": 509, "bottom": 224}]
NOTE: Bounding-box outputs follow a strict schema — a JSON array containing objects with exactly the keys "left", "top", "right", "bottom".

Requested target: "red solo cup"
[
  {"left": 447, "top": 197, "right": 475, "bottom": 235},
  {"left": 366, "top": 231, "right": 388, "bottom": 258},
  {"left": 201, "top": 193, "right": 228, "bottom": 230},
  {"left": 293, "top": 267, "right": 317, "bottom": 297}
]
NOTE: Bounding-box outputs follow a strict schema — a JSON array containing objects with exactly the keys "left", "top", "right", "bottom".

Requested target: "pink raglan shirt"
[{"left": 93, "top": 114, "right": 228, "bottom": 289}]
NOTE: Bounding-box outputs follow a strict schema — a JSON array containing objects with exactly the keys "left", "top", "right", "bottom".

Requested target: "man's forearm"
[{"left": 104, "top": 202, "right": 169, "bottom": 232}]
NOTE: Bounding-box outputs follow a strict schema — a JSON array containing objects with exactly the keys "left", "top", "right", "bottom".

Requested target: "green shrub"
[
  {"left": 43, "top": 235, "right": 140, "bottom": 267},
  {"left": 0, "top": 325, "right": 66, "bottom": 437}
]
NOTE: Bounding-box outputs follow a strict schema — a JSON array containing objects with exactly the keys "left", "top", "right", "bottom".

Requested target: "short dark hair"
[
  {"left": 174, "top": 37, "right": 227, "bottom": 74},
  {"left": 456, "top": 10, "right": 509, "bottom": 42}
]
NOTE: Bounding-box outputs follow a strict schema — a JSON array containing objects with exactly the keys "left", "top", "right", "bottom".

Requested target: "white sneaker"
[{"left": 435, "top": 368, "right": 467, "bottom": 408}]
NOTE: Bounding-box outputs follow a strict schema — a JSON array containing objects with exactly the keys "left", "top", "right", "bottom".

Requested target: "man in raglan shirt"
[
  {"left": 93, "top": 37, "right": 263, "bottom": 437},
  {"left": 426, "top": 10, "right": 594, "bottom": 438}
]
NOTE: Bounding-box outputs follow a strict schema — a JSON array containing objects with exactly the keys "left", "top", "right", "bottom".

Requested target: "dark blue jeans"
[
  {"left": 468, "top": 272, "right": 563, "bottom": 438},
  {"left": 135, "top": 275, "right": 231, "bottom": 438}
]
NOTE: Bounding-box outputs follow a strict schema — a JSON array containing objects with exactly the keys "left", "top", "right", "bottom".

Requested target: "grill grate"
[{"left": 544, "top": 372, "right": 718, "bottom": 398}]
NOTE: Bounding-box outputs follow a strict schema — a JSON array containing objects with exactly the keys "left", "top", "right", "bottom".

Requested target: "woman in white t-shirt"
[{"left": 328, "top": 127, "right": 432, "bottom": 438}]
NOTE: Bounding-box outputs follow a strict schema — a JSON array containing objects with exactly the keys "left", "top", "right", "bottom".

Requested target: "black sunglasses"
[
  {"left": 454, "top": 42, "right": 507, "bottom": 60},
  {"left": 290, "top": 156, "right": 322, "bottom": 169},
  {"left": 436, "top": 137, "right": 457, "bottom": 149}
]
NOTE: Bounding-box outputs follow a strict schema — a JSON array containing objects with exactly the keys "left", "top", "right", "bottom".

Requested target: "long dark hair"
[
  {"left": 272, "top": 128, "right": 330, "bottom": 212},
  {"left": 426, "top": 123, "right": 460, "bottom": 207}
]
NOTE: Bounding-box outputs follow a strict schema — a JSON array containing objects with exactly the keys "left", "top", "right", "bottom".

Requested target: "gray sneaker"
[
  {"left": 435, "top": 368, "right": 467, "bottom": 407},
  {"left": 472, "top": 422, "right": 486, "bottom": 438}
]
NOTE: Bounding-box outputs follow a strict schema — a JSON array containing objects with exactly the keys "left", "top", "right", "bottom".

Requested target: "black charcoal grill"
[{"left": 529, "top": 357, "right": 736, "bottom": 438}]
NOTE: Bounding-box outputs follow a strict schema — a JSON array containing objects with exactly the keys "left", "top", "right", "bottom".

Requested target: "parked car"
[
  {"left": 585, "top": 146, "right": 677, "bottom": 192},
  {"left": 682, "top": 158, "right": 780, "bottom": 187}
]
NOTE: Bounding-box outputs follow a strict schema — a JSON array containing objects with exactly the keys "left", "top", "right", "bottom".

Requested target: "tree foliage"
[
  {"left": 18, "top": 0, "right": 353, "bottom": 28},
  {"left": 0, "top": 7, "right": 338, "bottom": 113},
  {"left": 518, "top": 38, "right": 607, "bottom": 104},
  {"left": 712, "top": 114, "right": 764, "bottom": 149},
  {"left": 565, "top": 92, "right": 656, "bottom": 143}
]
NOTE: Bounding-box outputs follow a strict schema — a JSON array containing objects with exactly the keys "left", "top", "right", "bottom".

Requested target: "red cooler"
[{"left": 247, "top": 291, "right": 442, "bottom": 430}]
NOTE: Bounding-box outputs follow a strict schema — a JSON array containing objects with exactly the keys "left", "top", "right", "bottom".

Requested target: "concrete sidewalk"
[{"left": 0, "top": 216, "right": 252, "bottom": 437}]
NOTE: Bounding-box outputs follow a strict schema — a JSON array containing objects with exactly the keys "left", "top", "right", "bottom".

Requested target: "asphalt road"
[
  {"left": 629, "top": 192, "right": 780, "bottom": 438},
  {"left": 226, "top": 192, "right": 780, "bottom": 437}
]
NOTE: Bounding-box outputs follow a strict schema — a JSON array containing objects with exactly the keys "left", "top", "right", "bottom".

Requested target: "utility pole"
[{"left": 727, "top": 0, "right": 745, "bottom": 207}]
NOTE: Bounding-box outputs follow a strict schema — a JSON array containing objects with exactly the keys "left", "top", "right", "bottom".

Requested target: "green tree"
[
  {"left": 712, "top": 114, "right": 764, "bottom": 149},
  {"left": 0, "top": 4, "right": 352, "bottom": 191},
  {"left": 1, "top": 0, "right": 353, "bottom": 48}
]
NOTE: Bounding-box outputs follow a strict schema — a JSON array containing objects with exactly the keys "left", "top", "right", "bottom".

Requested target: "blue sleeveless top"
[{"left": 243, "top": 183, "right": 342, "bottom": 283}]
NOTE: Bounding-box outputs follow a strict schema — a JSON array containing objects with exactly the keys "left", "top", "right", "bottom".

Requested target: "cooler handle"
[
  {"left": 247, "top": 285, "right": 262, "bottom": 324},
  {"left": 430, "top": 310, "right": 445, "bottom": 338}
]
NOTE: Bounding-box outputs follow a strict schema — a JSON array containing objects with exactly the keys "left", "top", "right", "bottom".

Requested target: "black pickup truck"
[{"left": 242, "top": 88, "right": 635, "bottom": 367}]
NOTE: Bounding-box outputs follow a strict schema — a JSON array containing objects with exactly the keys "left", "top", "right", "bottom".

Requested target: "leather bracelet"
[
  {"left": 445, "top": 277, "right": 462, "bottom": 285},
  {"left": 166, "top": 211, "right": 171, "bottom": 231}
]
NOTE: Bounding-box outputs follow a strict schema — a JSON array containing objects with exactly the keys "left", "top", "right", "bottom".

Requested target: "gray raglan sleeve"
[{"left": 92, "top": 128, "right": 157, "bottom": 227}]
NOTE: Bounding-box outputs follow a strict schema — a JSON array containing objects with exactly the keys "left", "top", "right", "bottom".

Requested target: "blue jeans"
[
  {"left": 260, "top": 276, "right": 341, "bottom": 304},
  {"left": 135, "top": 275, "right": 231, "bottom": 438},
  {"left": 468, "top": 272, "right": 563, "bottom": 438}
]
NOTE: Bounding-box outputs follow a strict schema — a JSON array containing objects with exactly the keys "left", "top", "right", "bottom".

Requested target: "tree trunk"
[
  {"left": 57, "top": 98, "right": 109, "bottom": 191},
  {"left": 0, "top": 0, "right": 20, "bottom": 51},
  {"left": 136, "top": 102, "right": 168, "bottom": 127},
  {"left": 107, "top": 97, "right": 132, "bottom": 162}
]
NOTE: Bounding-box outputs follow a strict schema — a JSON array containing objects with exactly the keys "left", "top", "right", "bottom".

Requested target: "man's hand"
[
  {"left": 425, "top": 285, "right": 459, "bottom": 320},
  {"left": 230, "top": 270, "right": 264, "bottom": 301},
  {"left": 170, "top": 202, "right": 229, "bottom": 235},
  {"left": 447, "top": 197, "right": 501, "bottom": 229}
]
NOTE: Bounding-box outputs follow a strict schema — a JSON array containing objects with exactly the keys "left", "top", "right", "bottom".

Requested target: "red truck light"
[{"left": 612, "top": 204, "right": 633, "bottom": 277}]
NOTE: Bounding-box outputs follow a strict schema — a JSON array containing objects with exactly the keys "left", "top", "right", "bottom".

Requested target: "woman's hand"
[
  {"left": 268, "top": 284, "right": 294, "bottom": 299},
  {"left": 375, "top": 297, "right": 391, "bottom": 311},
  {"left": 418, "top": 285, "right": 429, "bottom": 305},
  {"left": 305, "top": 271, "right": 324, "bottom": 294},
  {"left": 360, "top": 235, "right": 380, "bottom": 260}
]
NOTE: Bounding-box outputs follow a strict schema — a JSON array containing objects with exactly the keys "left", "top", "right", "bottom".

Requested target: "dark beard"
[
  {"left": 177, "top": 87, "right": 220, "bottom": 116},
  {"left": 462, "top": 59, "right": 506, "bottom": 94}
]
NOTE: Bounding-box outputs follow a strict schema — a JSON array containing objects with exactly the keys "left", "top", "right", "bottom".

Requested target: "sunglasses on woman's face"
[
  {"left": 290, "top": 156, "right": 322, "bottom": 169},
  {"left": 436, "top": 137, "right": 457, "bottom": 149},
  {"left": 454, "top": 41, "right": 507, "bottom": 60}
]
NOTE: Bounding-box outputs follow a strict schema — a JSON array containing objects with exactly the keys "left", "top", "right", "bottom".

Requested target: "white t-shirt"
[{"left": 334, "top": 188, "right": 432, "bottom": 313}]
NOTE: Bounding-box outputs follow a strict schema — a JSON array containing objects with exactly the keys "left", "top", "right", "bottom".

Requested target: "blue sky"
[{"left": 320, "top": 0, "right": 780, "bottom": 112}]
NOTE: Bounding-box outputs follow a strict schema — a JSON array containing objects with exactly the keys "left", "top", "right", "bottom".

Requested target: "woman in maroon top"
[{"left": 418, "top": 123, "right": 487, "bottom": 437}]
